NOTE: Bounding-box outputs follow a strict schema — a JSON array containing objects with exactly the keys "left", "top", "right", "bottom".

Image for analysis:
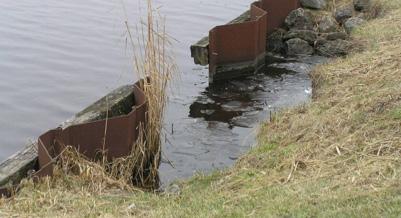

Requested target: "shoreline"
[{"left": 2, "top": 0, "right": 401, "bottom": 216}]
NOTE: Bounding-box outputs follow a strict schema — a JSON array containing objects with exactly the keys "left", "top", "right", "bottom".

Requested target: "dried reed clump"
[
  {"left": 56, "top": 146, "right": 139, "bottom": 193},
  {"left": 124, "top": 0, "right": 177, "bottom": 188},
  {"left": 82, "top": 0, "right": 175, "bottom": 189},
  {"left": 39, "top": 0, "right": 176, "bottom": 192}
]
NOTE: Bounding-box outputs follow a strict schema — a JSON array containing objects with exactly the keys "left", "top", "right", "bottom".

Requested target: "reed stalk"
[
  {"left": 122, "top": 0, "right": 176, "bottom": 188},
  {"left": 53, "top": 0, "right": 176, "bottom": 191}
]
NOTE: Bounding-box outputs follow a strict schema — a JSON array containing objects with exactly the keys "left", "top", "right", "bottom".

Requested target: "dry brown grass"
[{"left": 254, "top": 0, "right": 401, "bottom": 191}]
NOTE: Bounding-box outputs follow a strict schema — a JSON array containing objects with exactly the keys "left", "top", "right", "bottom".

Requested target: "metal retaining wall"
[
  {"left": 208, "top": 0, "right": 300, "bottom": 82},
  {"left": 209, "top": 2, "right": 267, "bottom": 82},
  {"left": 36, "top": 82, "right": 147, "bottom": 177},
  {"left": 0, "top": 82, "right": 147, "bottom": 197},
  {"left": 260, "top": 0, "right": 300, "bottom": 35}
]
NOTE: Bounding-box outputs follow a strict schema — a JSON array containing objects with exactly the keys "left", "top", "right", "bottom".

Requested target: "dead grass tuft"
[{"left": 253, "top": 0, "right": 401, "bottom": 191}]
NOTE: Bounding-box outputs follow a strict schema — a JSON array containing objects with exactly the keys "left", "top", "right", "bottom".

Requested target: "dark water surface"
[{"left": 0, "top": 0, "right": 321, "bottom": 184}]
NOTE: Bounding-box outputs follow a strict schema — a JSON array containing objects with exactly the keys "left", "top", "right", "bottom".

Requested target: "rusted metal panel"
[
  {"left": 0, "top": 82, "right": 147, "bottom": 199},
  {"left": 36, "top": 81, "right": 147, "bottom": 178},
  {"left": 193, "top": 0, "right": 300, "bottom": 83},
  {"left": 191, "top": 10, "right": 251, "bottom": 66},
  {"left": 209, "top": 2, "right": 267, "bottom": 83},
  {"left": 260, "top": 0, "right": 301, "bottom": 35}
]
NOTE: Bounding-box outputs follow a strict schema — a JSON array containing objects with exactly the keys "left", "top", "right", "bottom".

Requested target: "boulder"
[
  {"left": 325, "top": 32, "right": 348, "bottom": 40},
  {"left": 344, "top": 17, "right": 366, "bottom": 33},
  {"left": 315, "top": 39, "right": 353, "bottom": 57},
  {"left": 284, "top": 30, "right": 318, "bottom": 44},
  {"left": 334, "top": 5, "right": 354, "bottom": 24},
  {"left": 285, "top": 38, "right": 314, "bottom": 56},
  {"left": 285, "top": 8, "right": 314, "bottom": 30},
  {"left": 300, "top": 0, "right": 327, "bottom": 9},
  {"left": 318, "top": 15, "right": 339, "bottom": 33},
  {"left": 267, "top": 28, "right": 287, "bottom": 54},
  {"left": 315, "top": 38, "right": 327, "bottom": 47},
  {"left": 354, "top": 0, "right": 371, "bottom": 11}
]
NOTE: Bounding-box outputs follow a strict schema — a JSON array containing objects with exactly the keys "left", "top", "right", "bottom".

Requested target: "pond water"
[{"left": 0, "top": 0, "right": 321, "bottom": 184}]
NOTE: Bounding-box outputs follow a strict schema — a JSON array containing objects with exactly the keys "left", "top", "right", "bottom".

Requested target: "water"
[{"left": 0, "top": 0, "right": 321, "bottom": 184}]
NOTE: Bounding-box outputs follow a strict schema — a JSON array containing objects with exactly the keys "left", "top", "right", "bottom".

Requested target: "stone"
[
  {"left": 344, "top": 17, "right": 366, "bottom": 34},
  {"left": 63, "top": 85, "right": 135, "bottom": 128},
  {"left": 300, "top": 0, "right": 327, "bottom": 9},
  {"left": 190, "top": 37, "right": 209, "bottom": 66},
  {"left": 285, "top": 38, "right": 314, "bottom": 56},
  {"left": 285, "top": 8, "right": 314, "bottom": 30},
  {"left": 334, "top": 5, "right": 354, "bottom": 24},
  {"left": 267, "top": 28, "right": 287, "bottom": 54},
  {"left": 284, "top": 30, "right": 318, "bottom": 44},
  {"left": 0, "top": 143, "right": 37, "bottom": 188},
  {"left": 354, "top": 0, "right": 371, "bottom": 11},
  {"left": 318, "top": 15, "right": 338, "bottom": 33},
  {"left": 315, "top": 38, "right": 328, "bottom": 47},
  {"left": 315, "top": 39, "right": 353, "bottom": 57},
  {"left": 325, "top": 32, "right": 348, "bottom": 40}
]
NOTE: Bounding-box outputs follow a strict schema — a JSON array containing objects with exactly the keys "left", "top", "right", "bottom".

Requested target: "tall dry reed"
[
  {"left": 51, "top": 0, "right": 176, "bottom": 191},
  {"left": 123, "top": 0, "right": 176, "bottom": 188}
]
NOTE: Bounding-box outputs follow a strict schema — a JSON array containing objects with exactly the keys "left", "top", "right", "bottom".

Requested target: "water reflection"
[
  {"left": 188, "top": 59, "right": 317, "bottom": 129},
  {"left": 159, "top": 57, "right": 326, "bottom": 184}
]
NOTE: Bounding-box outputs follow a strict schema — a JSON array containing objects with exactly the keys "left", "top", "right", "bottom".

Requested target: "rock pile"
[{"left": 268, "top": 0, "right": 372, "bottom": 57}]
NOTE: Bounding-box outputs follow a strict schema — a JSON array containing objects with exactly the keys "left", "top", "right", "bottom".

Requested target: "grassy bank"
[{"left": 2, "top": 0, "right": 401, "bottom": 217}]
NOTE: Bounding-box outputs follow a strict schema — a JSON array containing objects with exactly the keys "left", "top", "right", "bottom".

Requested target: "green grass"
[
  {"left": 390, "top": 107, "right": 401, "bottom": 119},
  {"left": 2, "top": 0, "right": 401, "bottom": 217}
]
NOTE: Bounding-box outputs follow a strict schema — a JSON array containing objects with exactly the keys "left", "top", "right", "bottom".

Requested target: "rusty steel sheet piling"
[
  {"left": 36, "top": 82, "right": 147, "bottom": 177},
  {"left": 191, "top": 10, "right": 252, "bottom": 66},
  {"left": 0, "top": 81, "right": 148, "bottom": 198},
  {"left": 259, "top": 0, "right": 300, "bottom": 35},
  {"left": 209, "top": 2, "right": 267, "bottom": 83},
  {"left": 192, "top": 0, "right": 300, "bottom": 83}
]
